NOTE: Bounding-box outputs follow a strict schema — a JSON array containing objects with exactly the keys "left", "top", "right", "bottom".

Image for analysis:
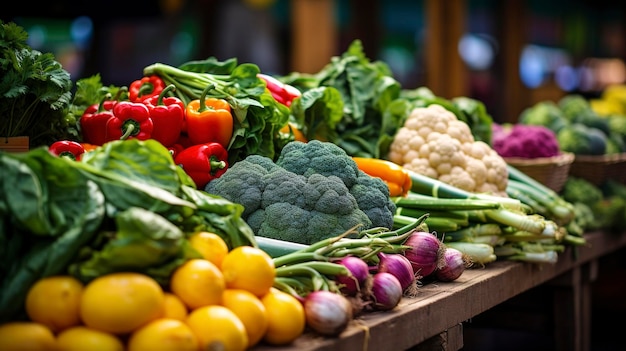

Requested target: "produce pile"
[
  {"left": 519, "top": 93, "right": 626, "bottom": 155},
  {"left": 1, "top": 20, "right": 615, "bottom": 350}
]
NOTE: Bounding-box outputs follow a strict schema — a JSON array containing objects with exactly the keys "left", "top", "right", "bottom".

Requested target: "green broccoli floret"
[
  {"left": 251, "top": 201, "right": 369, "bottom": 244},
  {"left": 204, "top": 155, "right": 270, "bottom": 218},
  {"left": 557, "top": 123, "right": 607, "bottom": 155},
  {"left": 569, "top": 202, "right": 595, "bottom": 233},
  {"left": 349, "top": 173, "right": 397, "bottom": 227},
  {"left": 276, "top": 140, "right": 397, "bottom": 229},
  {"left": 607, "top": 115, "right": 626, "bottom": 146},
  {"left": 606, "top": 131, "right": 626, "bottom": 154},
  {"left": 559, "top": 94, "right": 611, "bottom": 135},
  {"left": 561, "top": 176, "right": 604, "bottom": 205},
  {"left": 205, "top": 153, "right": 373, "bottom": 245},
  {"left": 277, "top": 139, "right": 359, "bottom": 187},
  {"left": 589, "top": 196, "right": 626, "bottom": 231},
  {"left": 518, "top": 101, "right": 568, "bottom": 133}
]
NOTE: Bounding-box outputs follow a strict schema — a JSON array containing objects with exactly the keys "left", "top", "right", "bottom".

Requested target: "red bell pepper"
[
  {"left": 185, "top": 84, "right": 233, "bottom": 148},
  {"left": 257, "top": 73, "right": 301, "bottom": 107},
  {"left": 79, "top": 94, "right": 116, "bottom": 146},
  {"left": 174, "top": 142, "right": 229, "bottom": 188},
  {"left": 107, "top": 101, "right": 153, "bottom": 141},
  {"left": 49, "top": 140, "right": 85, "bottom": 161},
  {"left": 143, "top": 84, "right": 185, "bottom": 147},
  {"left": 167, "top": 143, "right": 185, "bottom": 159},
  {"left": 129, "top": 75, "right": 165, "bottom": 102}
]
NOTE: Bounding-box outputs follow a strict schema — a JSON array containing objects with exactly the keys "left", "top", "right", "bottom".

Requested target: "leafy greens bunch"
[
  {"left": 0, "top": 20, "right": 76, "bottom": 147},
  {"left": 0, "top": 139, "right": 256, "bottom": 323},
  {"left": 278, "top": 40, "right": 494, "bottom": 159}
]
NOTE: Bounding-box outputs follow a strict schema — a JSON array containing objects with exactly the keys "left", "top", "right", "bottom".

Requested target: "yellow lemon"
[
  {"left": 221, "top": 245, "right": 275, "bottom": 297},
  {"left": 127, "top": 318, "right": 199, "bottom": 351},
  {"left": 222, "top": 288, "right": 269, "bottom": 347},
  {"left": 261, "top": 288, "right": 306, "bottom": 345},
  {"left": 25, "top": 275, "right": 84, "bottom": 332},
  {"left": 188, "top": 231, "right": 229, "bottom": 267},
  {"left": 161, "top": 292, "right": 188, "bottom": 321},
  {"left": 170, "top": 258, "right": 225, "bottom": 310},
  {"left": 56, "top": 326, "right": 124, "bottom": 351},
  {"left": 186, "top": 305, "right": 248, "bottom": 351},
  {"left": 0, "top": 322, "right": 57, "bottom": 351},
  {"left": 80, "top": 272, "right": 165, "bottom": 335}
]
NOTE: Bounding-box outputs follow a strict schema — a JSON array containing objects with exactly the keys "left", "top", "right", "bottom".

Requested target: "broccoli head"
[
  {"left": 559, "top": 94, "right": 611, "bottom": 135},
  {"left": 589, "top": 196, "right": 626, "bottom": 231},
  {"left": 557, "top": 123, "right": 607, "bottom": 155},
  {"left": 518, "top": 101, "right": 568, "bottom": 133},
  {"left": 607, "top": 115, "right": 626, "bottom": 146},
  {"left": 350, "top": 173, "right": 397, "bottom": 227},
  {"left": 277, "top": 140, "right": 360, "bottom": 187},
  {"left": 561, "top": 176, "right": 603, "bottom": 205},
  {"left": 205, "top": 153, "right": 373, "bottom": 245},
  {"left": 276, "top": 140, "right": 397, "bottom": 229}
]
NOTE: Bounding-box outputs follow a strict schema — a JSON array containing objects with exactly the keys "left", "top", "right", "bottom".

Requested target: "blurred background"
[{"left": 2, "top": 0, "right": 625, "bottom": 123}]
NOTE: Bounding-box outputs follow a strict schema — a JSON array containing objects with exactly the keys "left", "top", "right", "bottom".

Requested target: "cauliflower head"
[{"left": 388, "top": 104, "right": 508, "bottom": 195}]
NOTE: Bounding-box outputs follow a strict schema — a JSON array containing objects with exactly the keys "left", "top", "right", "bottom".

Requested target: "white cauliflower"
[{"left": 388, "top": 104, "right": 508, "bottom": 195}]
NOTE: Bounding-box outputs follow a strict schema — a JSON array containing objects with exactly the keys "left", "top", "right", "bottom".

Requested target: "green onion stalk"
[
  {"left": 261, "top": 214, "right": 429, "bottom": 296},
  {"left": 444, "top": 242, "right": 497, "bottom": 266},
  {"left": 442, "top": 223, "right": 503, "bottom": 242},
  {"left": 398, "top": 170, "right": 566, "bottom": 239},
  {"left": 493, "top": 242, "right": 564, "bottom": 264},
  {"left": 506, "top": 165, "right": 576, "bottom": 225}
]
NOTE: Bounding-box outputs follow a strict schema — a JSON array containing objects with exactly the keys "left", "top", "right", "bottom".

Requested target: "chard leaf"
[{"left": 69, "top": 207, "right": 186, "bottom": 283}]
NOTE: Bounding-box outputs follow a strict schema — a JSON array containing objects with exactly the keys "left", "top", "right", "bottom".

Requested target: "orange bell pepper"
[
  {"left": 185, "top": 85, "right": 233, "bottom": 149},
  {"left": 352, "top": 157, "right": 412, "bottom": 197},
  {"left": 279, "top": 122, "right": 308, "bottom": 143}
]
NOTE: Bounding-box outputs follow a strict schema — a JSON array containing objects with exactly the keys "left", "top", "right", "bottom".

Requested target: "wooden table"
[{"left": 254, "top": 230, "right": 626, "bottom": 351}]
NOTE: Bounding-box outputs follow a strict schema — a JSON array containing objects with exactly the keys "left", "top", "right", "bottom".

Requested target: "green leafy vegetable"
[
  {"left": 280, "top": 40, "right": 402, "bottom": 158},
  {"left": 0, "top": 20, "right": 75, "bottom": 147},
  {"left": 0, "top": 139, "right": 256, "bottom": 323}
]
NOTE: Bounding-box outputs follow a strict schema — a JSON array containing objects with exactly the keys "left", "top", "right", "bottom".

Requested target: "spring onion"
[
  {"left": 445, "top": 242, "right": 497, "bottom": 266},
  {"left": 493, "top": 242, "right": 560, "bottom": 264},
  {"left": 506, "top": 165, "right": 576, "bottom": 225}
]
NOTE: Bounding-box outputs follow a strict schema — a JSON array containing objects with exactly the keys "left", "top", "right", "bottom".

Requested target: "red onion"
[
  {"left": 370, "top": 272, "right": 403, "bottom": 311},
  {"left": 334, "top": 256, "right": 371, "bottom": 296},
  {"left": 403, "top": 231, "right": 445, "bottom": 278},
  {"left": 376, "top": 252, "right": 417, "bottom": 295},
  {"left": 303, "top": 290, "right": 353, "bottom": 336},
  {"left": 435, "top": 247, "right": 467, "bottom": 282}
]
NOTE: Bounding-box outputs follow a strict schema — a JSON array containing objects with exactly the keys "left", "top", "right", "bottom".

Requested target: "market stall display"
[{"left": 1, "top": 19, "right": 625, "bottom": 351}]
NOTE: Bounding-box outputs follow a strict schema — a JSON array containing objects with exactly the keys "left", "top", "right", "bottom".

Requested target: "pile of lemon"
[{"left": 0, "top": 232, "right": 306, "bottom": 351}]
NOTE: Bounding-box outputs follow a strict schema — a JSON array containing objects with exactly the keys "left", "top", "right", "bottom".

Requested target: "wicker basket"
[
  {"left": 504, "top": 152, "right": 575, "bottom": 192},
  {"left": 568, "top": 153, "right": 626, "bottom": 186}
]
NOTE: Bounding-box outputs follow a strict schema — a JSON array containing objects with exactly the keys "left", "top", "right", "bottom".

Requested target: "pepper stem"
[
  {"left": 198, "top": 84, "right": 216, "bottom": 113},
  {"left": 209, "top": 156, "right": 226, "bottom": 175},
  {"left": 137, "top": 83, "right": 155, "bottom": 99},
  {"left": 157, "top": 84, "right": 177, "bottom": 105},
  {"left": 119, "top": 120, "right": 138, "bottom": 140},
  {"left": 98, "top": 93, "right": 113, "bottom": 113}
]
